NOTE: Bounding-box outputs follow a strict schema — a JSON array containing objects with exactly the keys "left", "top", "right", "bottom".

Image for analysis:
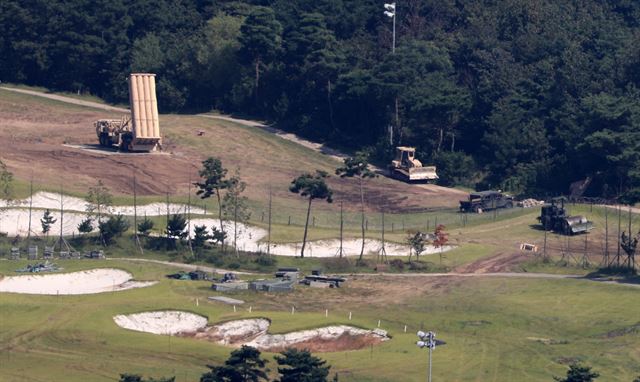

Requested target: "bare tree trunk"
[
  {"left": 267, "top": 186, "right": 272, "bottom": 257},
  {"left": 216, "top": 190, "right": 225, "bottom": 253},
  {"left": 301, "top": 197, "right": 313, "bottom": 258},
  {"left": 395, "top": 97, "right": 400, "bottom": 145},
  {"left": 450, "top": 131, "right": 455, "bottom": 152},
  {"left": 327, "top": 79, "right": 336, "bottom": 134},
  {"left": 437, "top": 128, "right": 444, "bottom": 152},
  {"left": 359, "top": 178, "right": 366, "bottom": 262},
  {"left": 234, "top": 194, "right": 238, "bottom": 258},
  {"left": 254, "top": 59, "right": 260, "bottom": 108}
]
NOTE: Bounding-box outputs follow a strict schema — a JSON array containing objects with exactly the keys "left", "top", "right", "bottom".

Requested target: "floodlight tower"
[
  {"left": 417, "top": 330, "right": 437, "bottom": 382},
  {"left": 384, "top": 3, "right": 396, "bottom": 53}
]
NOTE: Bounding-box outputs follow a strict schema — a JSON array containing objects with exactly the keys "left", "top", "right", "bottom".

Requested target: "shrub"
[
  {"left": 389, "top": 259, "right": 404, "bottom": 270},
  {"left": 255, "top": 255, "right": 276, "bottom": 267}
]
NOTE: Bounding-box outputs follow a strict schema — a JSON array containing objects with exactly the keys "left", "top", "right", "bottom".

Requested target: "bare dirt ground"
[
  {"left": 0, "top": 87, "right": 465, "bottom": 212},
  {"left": 454, "top": 251, "right": 530, "bottom": 273}
]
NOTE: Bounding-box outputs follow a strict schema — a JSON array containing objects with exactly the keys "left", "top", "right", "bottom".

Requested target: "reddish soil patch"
[{"left": 455, "top": 251, "right": 530, "bottom": 273}]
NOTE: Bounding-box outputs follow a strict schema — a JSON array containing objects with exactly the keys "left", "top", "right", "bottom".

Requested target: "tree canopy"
[{"left": 4, "top": 0, "right": 640, "bottom": 199}]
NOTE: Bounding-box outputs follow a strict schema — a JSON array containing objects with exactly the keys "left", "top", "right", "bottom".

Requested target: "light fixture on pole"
[
  {"left": 383, "top": 2, "right": 396, "bottom": 53},
  {"left": 417, "top": 330, "right": 437, "bottom": 382}
]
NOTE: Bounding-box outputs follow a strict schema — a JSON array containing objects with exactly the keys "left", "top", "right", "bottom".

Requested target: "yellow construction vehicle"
[{"left": 389, "top": 146, "right": 438, "bottom": 183}]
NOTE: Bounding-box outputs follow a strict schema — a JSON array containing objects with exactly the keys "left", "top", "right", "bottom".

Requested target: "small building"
[{"left": 211, "top": 282, "right": 249, "bottom": 292}]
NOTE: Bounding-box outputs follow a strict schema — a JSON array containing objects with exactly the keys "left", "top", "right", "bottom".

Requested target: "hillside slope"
[{"left": 0, "top": 87, "right": 465, "bottom": 212}]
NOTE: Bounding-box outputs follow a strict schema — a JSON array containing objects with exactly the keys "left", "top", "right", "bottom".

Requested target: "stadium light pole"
[
  {"left": 417, "top": 330, "right": 437, "bottom": 382},
  {"left": 384, "top": 2, "right": 397, "bottom": 145},
  {"left": 384, "top": 3, "right": 396, "bottom": 54}
]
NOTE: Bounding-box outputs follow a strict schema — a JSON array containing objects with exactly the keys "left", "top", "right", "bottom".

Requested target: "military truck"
[
  {"left": 94, "top": 73, "right": 161, "bottom": 152},
  {"left": 537, "top": 198, "right": 593, "bottom": 235},
  {"left": 389, "top": 146, "right": 438, "bottom": 183},
  {"left": 459, "top": 190, "right": 514, "bottom": 213}
]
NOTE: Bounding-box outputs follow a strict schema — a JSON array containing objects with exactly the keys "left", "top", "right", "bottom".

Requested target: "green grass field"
[
  {"left": 1, "top": 260, "right": 639, "bottom": 381},
  {"left": 2, "top": 85, "right": 640, "bottom": 381}
]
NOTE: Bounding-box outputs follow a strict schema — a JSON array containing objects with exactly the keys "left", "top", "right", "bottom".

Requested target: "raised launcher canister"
[
  {"left": 127, "top": 73, "right": 161, "bottom": 151},
  {"left": 95, "top": 73, "right": 162, "bottom": 152}
]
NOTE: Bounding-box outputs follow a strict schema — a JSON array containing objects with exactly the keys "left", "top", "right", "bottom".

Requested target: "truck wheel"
[{"left": 505, "top": 202, "right": 513, "bottom": 209}]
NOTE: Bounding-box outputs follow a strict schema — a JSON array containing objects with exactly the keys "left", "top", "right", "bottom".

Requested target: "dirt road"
[
  {"left": 0, "top": 87, "right": 129, "bottom": 113},
  {"left": 108, "top": 257, "right": 254, "bottom": 275},
  {"left": 109, "top": 258, "right": 639, "bottom": 288}
]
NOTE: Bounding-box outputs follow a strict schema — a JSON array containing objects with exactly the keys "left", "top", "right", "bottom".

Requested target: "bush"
[
  {"left": 254, "top": 255, "right": 276, "bottom": 267},
  {"left": 389, "top": 259, "right": 404, "bottom": 270},
  {"left": 227, "top": 262, "right": 241, "bottom": 269},
  {"left": 99, "top": 215, "right": 130, "bottom": 245},
  {"left": 433, "top": 151, "right": 476, "bottom": 187},
  {"left": 205, "top": 254, "right": 224, "bottom": 266}
]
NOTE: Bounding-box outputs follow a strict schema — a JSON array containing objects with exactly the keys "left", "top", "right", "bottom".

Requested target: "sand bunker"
[
  {"left": 189, "top": 218, "right": 452, "bottom": 257},
  {"left": 114, "top": 311, "right": 208, "bottom": 335},
  {"left": 0, "top": 209, "right": 93, "bottom": 237},
  {"left": 0, "top": 268, "right": 155, "bottom": 295},
  {"left": 0, "top": 193, "right": 452, "bottom": 257},
  {"left": 193, "top": 318, "right": 270, "bottom": 344},
  {"left": 113, "top": 314, "right": 389, "bottom": 352},
  {"left": 0, "top": 192, "right": 205, "bottom": 216},
  {"left": 245, "top": 325, "right": 389, "bottom": 352}
]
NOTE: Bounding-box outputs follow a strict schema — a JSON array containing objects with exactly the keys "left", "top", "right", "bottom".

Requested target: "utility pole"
[
  {"left": 604, "top": 206, "right": 609, "bottom": 267},
  {"left": 379, "top": 211, "right": 387, "bottom": 263},
  {"left": 267, "top": 186, "right": 272, "bottom": 256},
  {"left": 384, "top": 2, "right": 398, "bottom": 145},
  {"left": 187, "top": 172, "right": 193, "bottom": 257},
  {"left": 166, "top": 191, "right": 170, "bottom": 242},
  {"left": 417, "top": 331, "right": 437, "bottom": 382},
  {"left": 384, "top": 3, "right": 396, "bottom": 54},
  {"left": 133, "top": 172, "right": 143, "bottom": 255},
  {"left": 337, "top": 200, "right": 345, "bottom": 258},
  {"left": 59, "top": 183, "right": 64, "bottom": 251},
  {"left": 27, "top": 176, "right": 33, "bottom": 240}
]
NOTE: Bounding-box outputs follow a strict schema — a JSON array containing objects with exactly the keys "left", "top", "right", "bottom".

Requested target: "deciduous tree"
[
  {"left": 290, "top": 171, "right": 333, "bottom": 258},
  {"left": 336, "top": 152, "right": 375, "bottom": 262},
  {"left": 195, "top": 157, "right": 230, "bottom": 251}
]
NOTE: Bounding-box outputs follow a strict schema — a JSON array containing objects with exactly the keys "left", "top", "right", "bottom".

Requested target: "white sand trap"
[
  {"left": 0, "top": 192, "right": 205, "bottom": 216},
  {"left": 114, "top": 314, "right": 389, "bottom": 352},
  {"left": 245, "top": 325, "right": 389, "bottom": 351},
  {"left": 0, "top": 209, "right": 95, "bottom": 237},
  {"left": 114, "top": 311, "right": 208, "bottom": 335},
  {"left": 265, "top": 238, "right": 454, "bottom": 258},
  {"left": 1, "top": 194, "right": 452, "bottom": 257},
  {"left": 187, "top": 218, "right": 452, "bottom": 257},
  {"left": 0, "top": 268, "right": 155, "bottom": 295},
  {"left": 194, "top": 318, "right": 270, "bottom": 344}
]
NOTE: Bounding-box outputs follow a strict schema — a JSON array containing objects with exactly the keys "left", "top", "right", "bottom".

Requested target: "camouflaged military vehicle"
[{"left": 459, "top": 190, "right": 514, "bottom": 213}]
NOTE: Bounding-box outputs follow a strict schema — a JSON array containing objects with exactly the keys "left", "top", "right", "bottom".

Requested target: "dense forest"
[{"left": 2, "top": 0, "right": 640, "bottom": 201}]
